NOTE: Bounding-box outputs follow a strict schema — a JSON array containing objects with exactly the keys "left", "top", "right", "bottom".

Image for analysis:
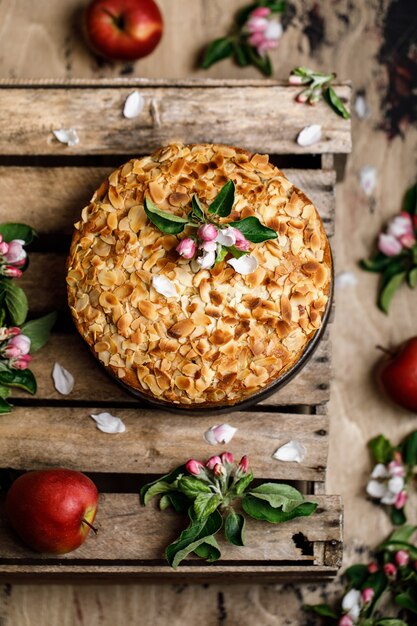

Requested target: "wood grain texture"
[
  {"left": 0, "top": 407, "right": 328, "bottom": 481},
  {"left": 0, "top": 167, "right": 335, "bottom": 236},
  {"left": 0, "top": 493, "right": 342, "bottom": 566},
  {"left": 0, "top": 83, "right": 351, "bottom": 155}
]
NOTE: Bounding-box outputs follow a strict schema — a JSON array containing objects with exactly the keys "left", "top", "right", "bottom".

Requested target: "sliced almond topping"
[
  {"left": 280, "top": 294, "right": 292, "bottom": 323},
  {"left": 168, "top": 319, "right": 195, "bottom": 338}
]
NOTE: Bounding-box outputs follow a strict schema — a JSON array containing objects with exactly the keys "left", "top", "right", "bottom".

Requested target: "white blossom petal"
[
  {"left": 152, "top": 275, "right": 177, "bottom": 298},
  {"left": 297, "top": 124, "right": 322, "bottom": 147},
  {"left": 359, "top": 165, "right": 377, "bottom": 197},
  {"left": 52, "top": 128, "right": 79, "bottom": 146},
  {"left": 196, "top": 249, "right": 216, "bottom": 269},
  {"left": 381, "top": 491, "right": 397, "bottom": 505},
  {"left": 272, "top": 440, "right": 306, "bottom": 463},
  {"left": 366, "top": 479, "right": 387, "bottom": 500},
  {"left": 371, "top": 463, "right": 389, "bottom": 479},
  {"left": 335, "top": 271, "right": 358, "bottom": 289},
  {"left": 204, "top": 424, "right": 237, "bottom": 445},
  {"left": 52, "top": 362, "right": 74, "bottom": 395},
  {"left": 123, "top": 91, "right": 145, "bottom": 119},
  {"left": 342, "top": 589, "right": 362, "bottom": 619},
  {"left": 387, "top": 475, "right": 404, "bottom": 495},
  {"left": 216, "top": 227, "right": 236, "bottom": 247},
  {"left": 90, "top": 412, "right": 126, "bottom": 434},
  {"left": 354, "top": 93, "right": 370, "bottom": 119},
  {"left": 228, "top": 255, "right": 258, "bottom": 275},
  {"left": 264, "top": 19, "right": 283, "bottom": 40}
]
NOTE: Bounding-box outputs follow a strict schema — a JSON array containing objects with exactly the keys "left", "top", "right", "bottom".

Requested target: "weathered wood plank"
[
  {"left": 0, "top": 407, "right": 328, "bottom": 481},
  {"left": 0, "top": 167, "right": 335, "bottom": 236},
  {"left": 0, "top": 83, "right": 351, "bottom": 155},
  {"left": 0, "top": 494, "right": 342, "bottom": 563},
  {"left": 11, "top": 331, "right": 330, "bottom": 407}
]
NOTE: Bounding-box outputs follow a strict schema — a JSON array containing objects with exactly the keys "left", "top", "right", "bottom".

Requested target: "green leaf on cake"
[
  {"left": 208, "top": 180, "right": 235, "bottom": 217},
  {"left": 232, "top": 216, "right": 278, "bottom": 243},
  {"left": 144, "top": 197, "right": 189, "bottom": 235}
]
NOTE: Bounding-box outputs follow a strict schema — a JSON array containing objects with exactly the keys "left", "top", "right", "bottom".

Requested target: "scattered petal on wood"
[
  {"left": 354, "top": 92, "right": 370, "bottom": 119},
  {"left": 52, "top": 362, "right": 74, "bottom": 395},
  {"left": 52, "top": 128, "right": 79, "bottom": 146},
  {"left": 204, "top": 423, "right": 237, "bottom": 445},
  {"left": 152, "top": 275, "right": 178, "bottom": 298},
  {"left": 359, "top": 165, "right": 377, "bottom": 197},
  {"left": 90, "top": 412, "right": 126, "bottom": 434},
  {"left": 335, "top": 271, "right": 358, "bottom": 289},
  {"left": 297, "top": 124, "right": 322, "bottom": 147},
  {"left": 123, "top": 91, "right": 145, "bottom": 119},
  {"left": 227, "top": 255, "right": 258, "bottom": 275},
  {"left": 272, "top": 440, "right": 307, "bottom": 463}
]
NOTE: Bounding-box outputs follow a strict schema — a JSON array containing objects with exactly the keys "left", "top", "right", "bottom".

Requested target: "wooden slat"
[
  {"left": 0, "top": 83, "right": 351, "bottom": 155},
  {"left": 0, "top": 407, "right": 328, "bottom": 481},
  {"left": 0, "top": 167, "right": 335, "bottom": 236},
  {"left": 11, "top": 331, "right": 331, "bottom": 408},
  {"left": 0, "top": 493, "right": 342, "bottom": 565}
]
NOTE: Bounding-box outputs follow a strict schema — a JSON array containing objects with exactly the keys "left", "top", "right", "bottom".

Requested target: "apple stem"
[
  {"left": 375, "top": 344, "right": 395, "bottom": 357},
  {"left": 82, "top": 518, "right": 98, "bottom": 535}
]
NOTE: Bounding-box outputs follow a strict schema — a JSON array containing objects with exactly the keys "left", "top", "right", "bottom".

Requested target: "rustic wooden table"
[{"left": 0, "top": 0, "right": 416, "bottom": 624}]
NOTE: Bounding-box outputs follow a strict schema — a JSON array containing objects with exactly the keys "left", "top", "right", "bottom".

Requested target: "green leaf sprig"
[
  {"left": 201, "top": 1, "right": 286, "bottom": 77},
  {"left": 289, "top": 67, "right": 351, "bottom": 119},
  {"left": 0, "top": 223, "right": 56, "bottom": 413},
  {"left": 141, "top": 452, "right": 317, "bottom": 569},
  {"left": 366, "top": 431, "right": 417, "bottom": 526},
  {"left": 305, "top": 526, "right": 417, "bottom": 625},
  {"left": 360, "top": 182, "right": 417, "bottom": 313}
]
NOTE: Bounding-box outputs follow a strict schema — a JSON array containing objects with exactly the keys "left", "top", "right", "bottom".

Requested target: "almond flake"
[
  {"left": 123, "top": 91, "right": 145, "bottom": 119},
  {"left": 52, "top": 362, "right": 74, "bottom": 395},
  {"left": 297, "top": 124, "right": 322, "bottom": 147},
  {"left": 90, "top": 412, "right": 126, "bottom": 434}
]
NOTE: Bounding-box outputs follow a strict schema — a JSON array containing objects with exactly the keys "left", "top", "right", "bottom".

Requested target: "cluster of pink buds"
[
  {"left": 176, "top": 223, "right": 250, "bottom": 270},
  {"left": 244, "top": 7, "right": 283, "bottom": 58},
  {"left": 378, "top": 211, "right": 416, "bottom": 256},
  {"left": 0, "top": 327, "right": 32, "bottom": 370},
  {"left": 0, "top": 235, "right": 27, "bottom": 278},
  {"left": 186, "top": 453, "right": 249, "bottom": 478},
  {"left": 366, "top": 452, "right": 407, "bottom": 510}
]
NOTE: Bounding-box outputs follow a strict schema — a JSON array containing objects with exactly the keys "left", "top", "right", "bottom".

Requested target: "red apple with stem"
[
  {"left": 5, "top": 469, "right": 99, "bottom": 554},
  {"left": 85, "top": 0, "right": 163, "bottom": 61},
  {"left": 377, "top": 336, "right": 417, "bottom": 412}
]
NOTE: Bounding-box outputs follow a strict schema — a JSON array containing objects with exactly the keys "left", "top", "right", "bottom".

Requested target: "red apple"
[
  {"left": 5, "top": 469, "right": 98, "bottom": 554},
  {"left": 85, "top": 0, "right": 163, "bottom": 61},
  {"left": 378, "top": 336, "right": 417, "bottom": 412}
]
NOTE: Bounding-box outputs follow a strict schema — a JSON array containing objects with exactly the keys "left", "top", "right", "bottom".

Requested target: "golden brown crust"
[{"left": 67, "top": 143, "right": 332, "bottom": 407}]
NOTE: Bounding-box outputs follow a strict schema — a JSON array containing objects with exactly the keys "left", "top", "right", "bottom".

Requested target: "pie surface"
[{"left": 67, "top": 143, "right": 332, "bottom": 407}]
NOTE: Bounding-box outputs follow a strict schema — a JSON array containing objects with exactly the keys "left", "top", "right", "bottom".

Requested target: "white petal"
[
  {"left": 216, "top": 228, "right": 236, "bottom": 247},
  {"left": 381, "top": 491, "right": 397, "bottom": 505},
  {"left": 90, "top": 412, "right": 126, "bottom": 434},
  {"left": 366, "top": 479, "right": 387, "bottom": 499},
  {"left": 359, "top": 166, "right": 377, "bottom": 197},
  {"left": 297, "top": 124, "right": 322, "bottom": 147},
  {"left": 264, "top": 19, "right": 283, "bottom": 40},
  {"left": 52, "top": 128, "right": 79, "bottom": 146},
  {"left": 52, "top": 362, "right": 74, "bottom": 395},
  {"left": 335, "top": 271, "right": 358, "bottom": 289},
  {"left": 371, "top": 463, "right": 389, "bottom": 479},
  {"left": 123, "top": 91, "right": 145, "bottom": 119},
  {"left": 228, "top": 255, "right": 258, "bottom": 275},
  {"left": 272, "top": 440, "right": 306, "bottom": 463},
  {"left": 387, "top": 475, "right": 404, "bottom": 495},
  {"left": 204, "top": 423, "right": 237, "bottom": 445},
  {"left": 342, "top": 589, "right": 361, "bottom": 613},
  {"left": 354, "top": 93, "right": 370, "bottom": 119},
  {"left": 152, "top": 275, "right": 177, "bottom": 298},
  {"left": 196, "top": 249, "right": 216, "bottom": 269}
]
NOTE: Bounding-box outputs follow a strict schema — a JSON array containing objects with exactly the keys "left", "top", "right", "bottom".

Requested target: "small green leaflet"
[
  {"left": 165, "top": 508, "right": 223, "bottom": 569},
  {"left": 324, "top": 86, "right": 351, "bottom": 119},
  {"left": 242, "top": 494, "right": 317, "bottom": 523},
  {"left": 345, "top": 563, "right": 369, "bottom": 588},
  {"left": 179, "top": 476, "right": 212, "bottom": 498},
  {"left": 390, "top": 507, "right": 406, "bottom": 526},
  {"left": 0, "top": 368, "right": 37, "bottom": 394},
  {"left": 247, "top": 483, "right": 304, "bottom": 512},
  {"left": 232, "top": 216, "right": 277, "bottom": 243},
  {"left": 144, "top": 197, "right": 189, "bottom": 235},
  {"left": 201, "top": 37, "right": 234, "bottom": 69},
  {"left": 408, "top": 266, "right": 417, "bottom": 288},
  {"left": 0, "top": 397, "right": 12, "bottom": 413},
  {"left": 304, "top": 604, "right": 338, "bottom": 619},
  {"left": 3, "top": 281, "right": 28, "bottom": 325},
  {"left": 235, "top": 472, "right": 254, "bottom": 495},
  {"left": 360, "top": 253, "right": 393, "bottom": 273},
  {"left": 194, "top": 493, "right": 221, "bottom": 521},
  {"left": 379, "top": 271, "right": 407, "bottom": 313},
  {"left": 403, "top": 182, "right": 417, "bottom": 216},
  {"left": 0, "top": 223, "right": 37, "bottom": 245},
  {"left": 224, "top": 510, "right": 245, "bottom": 546},
  {"left": 190, "top": 195, "right": 205, "bottom": 222},
  {"left": 368, "top": 434, "right": 394, "bottom": 464},
  {"left": 246, "top": 46, "right": 272, "bottom": 77},
  {"left": 193, "top": 535, "right": 221, "bottom": 562},
  {"left": 208, "top": 180, "right": 235, "bottom": 217},
  {"left": 402, "top": 430, "right": 417, "bottom": 467},
  {"left": 140, "top": 465, "right": 185, "bottom": 505},
  {"left": 21, "top": 312, "right": 57, "bottom": 353}
]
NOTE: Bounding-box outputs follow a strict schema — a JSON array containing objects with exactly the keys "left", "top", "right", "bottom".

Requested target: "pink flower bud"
[
  {"left": 250, "top": 6, "right": 271, "bottom": 18},
  {"left": 378, "top": 233, "right": 402, "bottom": 256},
  {"left": 2, "top": 266, "right": 23, "bottom": 278},
  {"left": 296, "top": 90, "right": 309, "bottom": 103},
  {"left": 205, "top": 455, "right": 222, "bottom": 470},
  {"left": 176, "top": 238, "right": 197, "bottom": 260},
  {"left": 387, "top": 212, "right": 413, "bottom": 239},
  {"left": 395, "top": 550, "right": 409, "bottom": 567},
  {"left": 361, "top": 588, "right": 374, "bottom": 604},
  {"left": 4, "top": 345, "right": 21, "bottom": 358},
  {"left": 388, "top": 459, "right": 405, "bottom": 477},
  {"left": 0, "top": 241, "right": 9, "bottom": 255},
  {"left": 11, "top": 354, "right": 32, "bottom": 370},
  {"left": 221, "top": 452, "right": 234, "bottom": 465},
  {"left": 213, "top": 463, "right": 225, "bottom": 478},
  {"left": 197, "top": 223, "right": 218, "bottom": 242},
  {"left": 395, "top": 490, "right": 407, "bottom": 509},
  {"left": 383, "top": 562, "right": 397, "bottom": 578},
  {"left": 9, "top": 327, "right": 21, "bottom": 336},
  {"left": 399, "top": 233, "right": 416, "bottom": 248},
  {"left": 8, "top": 333, "right": 31, "bottom": 356},
  {"left": 238, "top": 455, "right": 249, "bottom": 474},
  {"left": 367, "top": 562, "right": 378, "bottom": 573},
  {"left": 200, "top": 240, "right": 217, "bottom": 253},
  {"left": 185, "top": 459, "right": 204, "bottom": 476},
  {"left": 0, "top": 327, "right": 9, "bottom": 342},
  {"left": 231, "top": 228, "right": 251, "bottom": 251},
  {"left": 289, "top": 75, "right": 304, "bottom": 85},
  {"left": 4, "top": 239, "right": 26, "bottom": 265},
  {"left": 248, "top": 31, "right": 265, "bottom": 47},
  {"left": 338, "top": 616, "right": 354, "bottom": 626}
]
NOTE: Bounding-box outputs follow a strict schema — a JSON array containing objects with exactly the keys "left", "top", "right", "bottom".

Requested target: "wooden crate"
[{"left": 0, "top": 78, "right": 351, "bottom": 581}]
